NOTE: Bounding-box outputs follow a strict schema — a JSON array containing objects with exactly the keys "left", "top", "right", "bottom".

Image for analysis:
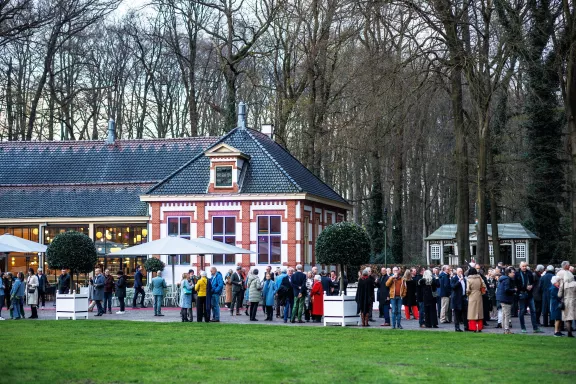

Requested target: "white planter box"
[
  {"left": 323, "top": 295, "right": 360, "bottom": 327},
  {"left": 343, "top": 286, "right": 379, "bottom": 310},
  {"left": 56, "top": 293, "right": 89, "bottom": 320}
]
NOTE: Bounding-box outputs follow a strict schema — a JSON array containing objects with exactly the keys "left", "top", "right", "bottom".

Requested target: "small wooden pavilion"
[{"left": 424, "top": 223, "right": 539, "bottom": 266}]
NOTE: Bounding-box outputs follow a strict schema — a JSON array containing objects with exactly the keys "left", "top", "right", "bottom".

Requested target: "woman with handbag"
[
  {"left": 180, "top": 272, "right": 193, "bottom": 322},
  {"left": 26, "top": 268, "right": 39, "bottom": 319},
  {"left": 466, "top": 268, "right": 486, "bottom": 332}
]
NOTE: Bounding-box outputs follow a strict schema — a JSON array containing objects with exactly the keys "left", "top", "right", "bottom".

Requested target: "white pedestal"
[
  {"left": 323, "top": 295, "right": 360, "bottom": 327},
  {"left": 56, "top": 293, "right": 89, "bottom": 320}
]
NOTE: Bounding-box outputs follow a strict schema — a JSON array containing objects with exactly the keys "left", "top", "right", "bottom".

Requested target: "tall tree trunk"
[
  {"left": 26, "top": 31, "right": 59, "bottom": 140},
  {"left": 476, "top": 119, "right": 490, "bottom": 265},
  {"left": 392, "top": 127, "right": 404, "bottom": 263},
  {"left": 6, "top": 59, "right": 14, "bottom": 140},
  {"left": 452, "top": 65, "right": 470, "bottom": 264}
]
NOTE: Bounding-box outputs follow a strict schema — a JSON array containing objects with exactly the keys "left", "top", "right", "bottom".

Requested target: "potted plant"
[
  {"left": 144, "top": 257, "right": 165, "bottom": 286},
  {"left": 47, "top": 231, "right": 97, "bottom": 320},
  {"left": 316, "top": 222, "right": 370, "bottom": 326}
]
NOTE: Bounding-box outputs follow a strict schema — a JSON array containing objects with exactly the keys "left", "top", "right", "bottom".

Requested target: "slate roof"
[
  {"left": 0, "top": 185, "right": 149, "bottom": 217},
  {"left": 0, "top": 138, "right": 217, "bottom": 218},
  {"left": 425, "top": 223, "right": 539, "bottom": 241},
  {"left": 0, "top": 138, "right": 218, "bottom": 185},
  {"left": 0, "top": 128, "right": 348, "bottom": 219},
  {"left": 147, "top": 127, "right": 349, "bottom": 205}
]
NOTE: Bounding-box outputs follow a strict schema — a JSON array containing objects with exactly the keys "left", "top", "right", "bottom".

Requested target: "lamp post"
[{"left": 378, "top": 208, "right": 388, "bottom": 267}]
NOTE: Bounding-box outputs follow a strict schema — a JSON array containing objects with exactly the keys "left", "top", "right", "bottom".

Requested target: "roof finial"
[{"left": 237, "top": 102, "right": 246, "bottom": 129}]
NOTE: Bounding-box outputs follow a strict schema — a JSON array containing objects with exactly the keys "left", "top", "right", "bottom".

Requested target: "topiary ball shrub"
[
  {"left": 316, "top": 222, "right": 371, "bottom": 292},
  {"left": 316, "top": 222, "right": 371, "bottom": 268},
  {"left": 47, "top": 231, "right": 98, "bottom": 274},
  {"left": 144, "top": 257, "right": 165, "bottom": 273}
]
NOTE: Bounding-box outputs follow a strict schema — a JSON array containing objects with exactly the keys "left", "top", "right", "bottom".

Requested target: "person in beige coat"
[
  {"left": 466, "top": 268, "right": 486, "bottom": 332},
  {"left": 558, "top": 270, "right": 576, "bottom": 337},
  {"left": 26, "top": 268, "right": 39, "bottom": 319},
  {"left": 224, "top": 269, "right": 233, "bottom": 308}
]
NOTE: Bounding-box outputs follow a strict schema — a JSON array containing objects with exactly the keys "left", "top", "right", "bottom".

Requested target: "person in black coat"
[
  {"left": 418, "top": 270, "right": 439, "bottom": 328},
  {"left": 450, "top": 267, "right": 467, "bottom": 332},
  {"left": 230, "top": 266, "right": 244, "bottom": 316},
  {"left": 57, "top": 269, "right": 70, "bottom": 294},
  {"left": 477, "top": 267, "right": 490, "bottom": 326},
  {"left": 356, "top": 269, "right": 373, "bottom": 326},
  {"left": 115, "top": 271, "right": 127, "bottom": 314},
  {"left": 290, "top": 265, "right": 307, "bottom": 323},
  {"left": 376, "top": 268, "right": 391, "bottom": 325},
  {"left": 514, "top": 262, "right": 542, "bottom": 333},
  {"left": 414, "top": 268, "right": 425, "bottom": 327},
  {"left": 402, "top": 270, "right": 419, "bottom": 320},
  {"left": 532, "top": 265, "right": 544, "bottom": 326},
  {"left": 132, "top": 265, "right": 146, "bottom": 308},
  {"left": 539, "top": 265, "right": 555, "bottom": 327},
  {"left": 320, "top": 271, "right": 331, "bottom": 296},
  {"left": 36, "top": 268, "right": 49, "bottom": 309}
]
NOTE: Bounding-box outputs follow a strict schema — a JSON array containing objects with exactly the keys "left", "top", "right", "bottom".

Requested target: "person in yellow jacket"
[{"left": 195, "top": 271, "right": 208, "bottom": 322}]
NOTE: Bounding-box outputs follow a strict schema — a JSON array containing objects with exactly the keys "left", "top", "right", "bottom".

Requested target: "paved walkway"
[{"left": 11, "top": 302, "right": 562, "bottom": 336}]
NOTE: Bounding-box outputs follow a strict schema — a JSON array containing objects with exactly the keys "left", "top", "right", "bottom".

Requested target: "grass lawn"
[{"left": 1, "top": 321, "right": 574, "bottom": 383}]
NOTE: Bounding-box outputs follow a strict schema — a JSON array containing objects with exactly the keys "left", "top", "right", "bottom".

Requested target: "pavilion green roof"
[{"left": 424, "top": 223, "right": 539, "bottom": 241}]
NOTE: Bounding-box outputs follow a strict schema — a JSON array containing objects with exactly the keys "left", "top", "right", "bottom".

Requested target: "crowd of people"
[
  {"left": 1, "top": 260, "right": 574, "bottom": 338},
  {"left": 355, "top": 261, "right": 576, "bottom": 336},
  {"left": 0, "top": 267, "right": 64, "bottom": 320},
  {"left": 174, "top": 264, "right": 344, "bottom": 323}
]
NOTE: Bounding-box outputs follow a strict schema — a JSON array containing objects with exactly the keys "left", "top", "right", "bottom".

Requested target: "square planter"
[
  {"left": 323, "top": 295, "right": 360, "bottom": 326},
  {"left": 56, "top": 293, "right": 89, "bottom": 320}
]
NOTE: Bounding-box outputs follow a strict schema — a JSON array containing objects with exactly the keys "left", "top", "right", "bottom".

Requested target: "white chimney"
[
  {"left": 261, "top": 124, "right": 274, "bottom": 139},
  {"left": 106, "top": 118, "right": 115, "bottom": 145}
]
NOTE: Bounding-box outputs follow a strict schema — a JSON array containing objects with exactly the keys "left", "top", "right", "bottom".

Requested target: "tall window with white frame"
[
  {"left": 257, "top": 215, "right": 281, "bottom": 264},
  {"left": 212, "top": 216, "right": 236, "bottom": 265},
  {"left": 430, "top": 244, "right": 441, "bottom": 262},
  {"left": 167, "top": 217, "right": 191, "bottom": 265},
  {"left": 515, "top": 243, "right": 526, "bottom": 259},
  {"left": 303, "top": 216, "right": 310, "bottom": 264}
]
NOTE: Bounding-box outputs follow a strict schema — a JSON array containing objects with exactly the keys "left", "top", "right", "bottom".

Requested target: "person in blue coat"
[
  {"left": 439, "top": 266, "right": 453, "bottom": 323},
  {"left": 10, "top": 272, "right": 24, "bottom": 320},
  {"left": 150, "top": 271, "right": 167, "bottom": 316},
  {"left": 549, "top": 276, "right": 563, "bottom": 337},
  {"left": 262, "top": 272, "right": 277, "bottom": 321},
  {"left": 209, "top": 267, "right": 223, "bottom": 322},
  {"left": 496, "top": 267, "right": 516, "bottom": 334},
  {"left": 92, "top": 269, "right": 106, "bottom": 316}
]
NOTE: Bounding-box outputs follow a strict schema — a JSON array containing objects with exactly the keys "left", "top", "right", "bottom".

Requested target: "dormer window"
[
  {"left": 205, "top": 143, "right": 250, "bottom": 193},
  {"left": 215, "top": 166, "right": 233, "bottom": 187}
]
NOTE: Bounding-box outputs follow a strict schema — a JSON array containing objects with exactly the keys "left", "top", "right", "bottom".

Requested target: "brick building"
[{"left": 0, "top": 105, "right": 350, "bottom": 283}]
